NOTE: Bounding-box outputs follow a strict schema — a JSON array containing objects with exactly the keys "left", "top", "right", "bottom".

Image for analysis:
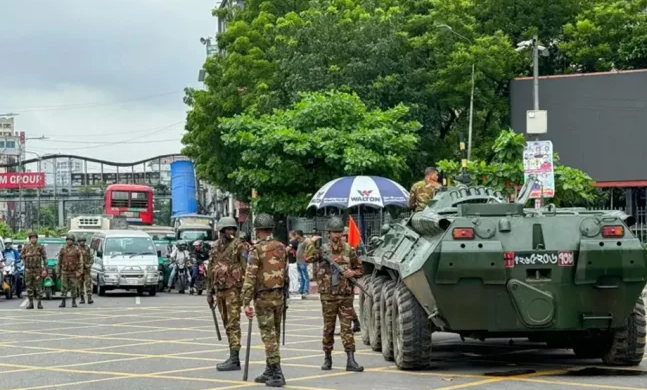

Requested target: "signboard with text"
[
  {"left": 0, "top": 172, "right": 46, "bottom": 189},
  {"left": 522, "top": 140, "right": 555, "bottom": 199}
]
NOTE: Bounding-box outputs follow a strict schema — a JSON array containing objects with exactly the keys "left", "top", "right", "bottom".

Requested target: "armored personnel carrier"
[{"left": 359, "top": 178, "right": 647, "bottom": 370}]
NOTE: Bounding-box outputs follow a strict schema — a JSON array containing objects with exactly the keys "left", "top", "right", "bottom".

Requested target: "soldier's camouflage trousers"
[
  {"left": 60, "top": 272, "right": 81, "bottom": 299},
  {"left": 25, "top": 269, "right": 42, "bottom": 300},
  {"left": 217, "top": 288, "right": 243, "bottom": 351},
  {"left": 255, "top": 298, "right": 283, "bottom": 365},
  {"left": 321, "top": 295, "right": 356, "bottom": 353},
  {"left": 78, "top": 270, "right": 92, "bottom": 297}
]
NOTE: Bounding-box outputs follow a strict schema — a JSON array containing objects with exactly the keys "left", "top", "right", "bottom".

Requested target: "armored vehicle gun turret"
[{"left": 359, "top": 181, "right": 647, "bottom": 370}]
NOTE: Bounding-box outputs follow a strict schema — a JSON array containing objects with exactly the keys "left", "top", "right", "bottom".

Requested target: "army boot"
[
  {"left": 216, "top": 349, "right": 241, "bottom": 371},
  {"left": 266, "top": 364, "right": 286, "bottom": 387},
  {"left": 72, "top": 298, "right": 78, "bottom": 308},
  {"left": 59, "top": 298, "right": 66, "bottom": 308},
  {"left": 321, "top": 352, "right": 332, "bottom": 370},
  {"left": 26, "top": 298, "right": 34, "bottom": 310},
  {"left": 352, "top": 318, "right": 361, "bottom": 333},
  {"left": 79, "top": 295, "right": 85, "bottom": 304},
  {"left": 37, "top": 298, "right": 43, "bottom": 309},
  {"left": 345, "top": 351, "right": 364, "bottom": 372},
  {"left": 87, "top": 295, "right": 94, "bottom": 304},
  {"left": 255, "top": 360, "right": 274, "bottom": 383}
]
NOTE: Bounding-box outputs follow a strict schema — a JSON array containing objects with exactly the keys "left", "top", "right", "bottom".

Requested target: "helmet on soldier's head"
[
  {"left": 217, "top": 216, "right": 238, "bottom": 232},
  {"left": 253, "top": 213, "right": 275, "bottom": 230},
  {"left": 28, "top": 231, "right": 38, "bottom": 239},
  {"left": 326, "top": 217, "right": 345, "bottom": 232},
  {"left": 66, "top": 233, "right": 75, "bottom": 241},
  {"left": 5, "top": 238, "right": 13, "bottom": 245}
]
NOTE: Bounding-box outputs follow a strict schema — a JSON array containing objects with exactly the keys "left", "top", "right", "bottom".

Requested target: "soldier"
[
  {"left": 305, "top": 216, "right": 364, "bottom": 372},
  {"left": 242, "top": 213, "right": 288, "bottom": 387},
  {"left": 206, "top": 216, "right": 247, "bottom": 371},
  {"left": 20, "top": 232, "right": 47, "bottom": 310},
  {"left": 77, "top": 237, "right": 93, "bottom": 304},
  {"left": 57, "top": 234, "right": 84, "bottom": 308},
  {"left": 408, "top": 167, "right": 441, "bottom": 212}
]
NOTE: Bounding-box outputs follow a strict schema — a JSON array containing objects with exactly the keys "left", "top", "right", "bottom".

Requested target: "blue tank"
[{"left": 170, "top": 160, "right": 198, "bottom": 217}]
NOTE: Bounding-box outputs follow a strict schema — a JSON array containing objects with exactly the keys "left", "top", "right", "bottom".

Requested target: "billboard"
[{"left": 0, "top": 172, "right": 46, "bottom": 189}]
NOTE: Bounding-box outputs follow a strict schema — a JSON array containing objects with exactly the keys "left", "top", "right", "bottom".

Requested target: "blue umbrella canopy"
[{"left": 307, "top": 176, "right": 410, "bottom": 209}]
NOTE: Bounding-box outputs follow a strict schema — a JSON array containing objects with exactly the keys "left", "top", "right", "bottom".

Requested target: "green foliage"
[
  {"left": 220, "top": 90, "right": 420, "bottom": 214},
  {"left": 436, "top": 129, "right": 598, "bottom": 206}
]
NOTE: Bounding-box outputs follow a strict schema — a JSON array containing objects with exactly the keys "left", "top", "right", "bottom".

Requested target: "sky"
[{"left": 0, "top": 0, "right": 219, "bottom": 166}]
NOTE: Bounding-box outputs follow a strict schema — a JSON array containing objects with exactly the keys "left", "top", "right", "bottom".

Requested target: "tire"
[
  {"left": 97, "top": 276, "right": 106, "bottom": 296},
  {"left": 45, "top": 288, "right": 52, "bottom": 301},
  {"left": 5, "top": 284, "right": 12, "bottom": 299},
  {"left": 380, "top": 280, "right": 396, "bottom": 361},
  {"left": 392, "top": 282, "right": 433, "bottom": 370},
  {"left": 358, "top": 276, "right": 372, "bottom": 346},
  {"left": 602, "top": 296, "right": 646, "bottom": 366},
  {"left": 137, "top": 287, "right": 144, "bottom": 296},
  {"left": 149, "top": 287, "right": 157, "bottom": 296},
  {"left": 197, "top": 290, "right": 203, "bottom": 295},
  {"left": 370, "top": 276, "right": 388, "bottom": 352}
]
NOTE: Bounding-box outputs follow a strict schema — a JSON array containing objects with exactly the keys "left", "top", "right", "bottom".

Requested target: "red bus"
[{"left": 104, "top": 184, "right": 154, "bottom": 225}]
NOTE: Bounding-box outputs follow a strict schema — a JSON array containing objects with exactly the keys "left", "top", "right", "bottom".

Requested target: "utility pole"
[
  {"left": 17, "top": 135, "right": 47, "bottom": 231},
  {"left": 532, "top": 34, "right": 539, "bottom": 116}
]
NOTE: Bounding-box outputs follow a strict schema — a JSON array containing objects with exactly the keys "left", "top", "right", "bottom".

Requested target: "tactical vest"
[
  {"left": 61, "top": 247, "right": 81, "bottom": 273},
  {"left": 22, "top": 244, "right": 44, "bottom": 269}
]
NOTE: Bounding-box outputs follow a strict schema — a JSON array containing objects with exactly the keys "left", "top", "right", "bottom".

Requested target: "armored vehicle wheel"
[
  {"left": 380, "top": 279, "right": 396, "bottom": 361},
  {"left": 602, "top": 296, "right": 646, "bottom": 366},
  {"left": 392, "top": 282, "right": 432, "bottom": 370},
  {"left": 359, "top": 276, "right": 372, "bottom": 346},
  {"left": 369, "top": 276, "right": 388, "bottom": 352}
]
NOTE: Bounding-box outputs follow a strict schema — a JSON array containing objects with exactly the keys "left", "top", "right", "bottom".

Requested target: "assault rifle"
[{"left": 315, "top": 238, "right": 372, "bottom": 298}]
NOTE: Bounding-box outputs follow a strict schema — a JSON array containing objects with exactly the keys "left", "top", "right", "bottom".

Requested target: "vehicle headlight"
[
  {"left": 104, "top": 266, "right": 118, "bottom": 272},
  {"left": 146, "top": 265, "right": 157, "bottom": 271}
]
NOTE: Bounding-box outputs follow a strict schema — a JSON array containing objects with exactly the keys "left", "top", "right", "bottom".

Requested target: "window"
[
  {"left": 6, "top": 141, "right": 15, "bottom": 148},
  {"left": 110, "top": 191, "right": 129, "bottom": 208},
  {"left": 0, "top": 142, "right": 5, "bottom": 148},
  {"left": 130, "top": 191, "right": 149, "bottom": 208},
  {"left": 104, "top": 237, "right": 155, "bottom": 256},
  {"left": 43, "top": 243, "right": 64, "bottom": 259},
  {"left": 179, "top": 230, "right": 210, "bottom": 241}
]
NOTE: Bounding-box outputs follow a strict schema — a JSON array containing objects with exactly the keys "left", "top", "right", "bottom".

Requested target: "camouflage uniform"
[
  {"left": 408, "top": 179, "right": 441, "bottom": 212},
  {"left": 20, "top": 232, "right": 47, "bottom": 310},
  {"left": 207, "top": 216, "right": 247, "bottom": 371},
  {"left": 242, "top": 213, "right": 288, "bottom": 387},
  {"left": 57, "top": 234, "right": 84, "bottom": 308},
  {"left": 305, "top": 217, "right": 364, "bottom": 372},
  {"left": 77, "top": 240, "right": 93, "bottom": 304}
]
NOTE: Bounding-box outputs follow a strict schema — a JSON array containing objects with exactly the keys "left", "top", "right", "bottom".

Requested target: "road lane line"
[
  {"left": 135, "top": 296, "right": 141, "bottom": 305},
  {"left": 20, "top": 298, "right": 29, "bottom": 307}
]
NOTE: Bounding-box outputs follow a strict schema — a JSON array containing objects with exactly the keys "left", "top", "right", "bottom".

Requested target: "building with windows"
[{"left": 41, "top": 159, "right": 83, "bottom": 187}]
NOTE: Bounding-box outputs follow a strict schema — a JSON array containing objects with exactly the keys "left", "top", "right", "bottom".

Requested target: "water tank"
[{"left": 170, "top": 161, "right": 198, "bottom": 216}]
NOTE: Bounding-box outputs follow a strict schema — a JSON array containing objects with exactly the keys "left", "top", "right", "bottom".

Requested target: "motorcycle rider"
[
  {"left": 167, "top": 240, "right": 191, "bottom": 292},
  {"left": 190, "top": 240, "right": 209, "bottom": 294},
  {"left": 3, "top": 238, "right": 23, "bottom": 298},
  {"left": 21, "top": 232, "right": 47, "bottom": 309}
]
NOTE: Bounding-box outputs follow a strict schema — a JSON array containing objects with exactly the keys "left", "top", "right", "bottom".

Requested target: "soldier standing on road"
[
  {"left": 77, "top": 237, "right": 93, "bottom": 305},
  {"left": 408, "top": 167, "right": 441, "bottom": 212},
  {"left": 305, "top": 216, "right": 364, "bottom": 372},
  {"left": 242, "top": 213, "right": 288, "bottom": 387},
  {"left": 206, "top": 216, "right": 247, "bottom": 371},
  {"left": 57, "top": 234, "right": 84, "bottom": 308},
  {"left": 21, "top": 232, "right": 47, "bottom": 310}
]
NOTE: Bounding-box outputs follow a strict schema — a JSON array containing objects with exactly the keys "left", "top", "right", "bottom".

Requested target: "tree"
[
  {"left": 219, "top": 90, "right": 420, "bottom": 214},
  {"left": 436, "top": 129, "right": 599, "bottom": 206}
]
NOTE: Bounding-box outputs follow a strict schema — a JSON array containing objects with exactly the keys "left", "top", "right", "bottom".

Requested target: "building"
[
  {"left": 509, "top": 69, "right": 647, "bottom": 213},
  {"left": 42, "top": 159, "right": 83, "bottom": 187}
]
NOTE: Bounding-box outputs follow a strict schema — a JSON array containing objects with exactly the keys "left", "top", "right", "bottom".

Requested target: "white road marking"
[
  {"left": 135, "top": 297, "right": 141, "bottom": 305},
  {"left": 20, "top": 298, "right": 29, "bottom": 307}
]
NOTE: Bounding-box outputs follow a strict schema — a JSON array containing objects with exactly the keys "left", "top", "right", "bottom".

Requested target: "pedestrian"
[
  {"left": 305, "top": 216, "right": 364, "bottom": 372},
  {"left": 206, "top": 216, "right": 248, "bottom": 371},
  {"left": 242, "top": 213, "right": 288, "bottom": 387},
  {"left": 57, "top": 234, "right": 84, "bottom": 308},
  {"left": 294, "top": 230, "right": 309, "bottom": 297},
  {"left": 77, "top": 237, "right": 93, "bottom": 304},
  {"left": 287, "top": 231, "right": 300, "bottom": 295},
  {"left": 408, "top": 167, "right": 441, "bottom": 212},
  {"left": 341, "top": 228, "right": 361, "bottom": 333},
  {"left": 20, "top": 231, "right": 47, "bottom": 310}
]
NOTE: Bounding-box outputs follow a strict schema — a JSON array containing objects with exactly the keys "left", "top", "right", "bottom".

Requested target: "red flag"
[{"left": 348, "top": 216, "right": 361, "bottom": 248}]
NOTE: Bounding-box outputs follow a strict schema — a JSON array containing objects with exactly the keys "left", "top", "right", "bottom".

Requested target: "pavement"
[{"left": 0, "top": 291, "right": 646, "bottom": 390}]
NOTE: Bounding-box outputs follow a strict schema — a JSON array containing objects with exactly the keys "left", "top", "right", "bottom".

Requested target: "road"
[{"left": 0, "top": 292, "right": 646, "bottom": 390}]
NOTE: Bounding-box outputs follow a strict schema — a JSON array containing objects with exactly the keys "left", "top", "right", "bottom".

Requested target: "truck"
[
  {"left": 359, "top": 179, "right": 647, "bottom": 370},
  {"left": 68, "top": 215, "right": 128, "bottom": 242}
]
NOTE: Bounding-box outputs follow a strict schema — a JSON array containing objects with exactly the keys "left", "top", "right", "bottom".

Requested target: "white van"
[{"left": 90, "top": 230, "right": 160, "bottom": 296}]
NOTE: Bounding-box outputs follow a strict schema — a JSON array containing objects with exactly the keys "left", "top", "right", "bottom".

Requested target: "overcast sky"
[{"left": 0, "top": 0, "right": 218, "bottom": 165}]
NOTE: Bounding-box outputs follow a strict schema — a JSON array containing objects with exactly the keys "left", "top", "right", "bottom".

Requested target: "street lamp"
[
  {"left": 515, "top": 35, "right": 549, "bottom": 113},
  {"left": 436, "top": 24, "right": 475, "bottom": 161}
]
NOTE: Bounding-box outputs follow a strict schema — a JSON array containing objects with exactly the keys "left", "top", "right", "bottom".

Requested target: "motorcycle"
[
  {"left": 172, "top": 255, "right": 190, "bottom": 294},
  {"left": 42, "top": 258, "right": 59, "bottom": 300},
  {"left": 3, "top": 257, "right": 24, "bottom": 300}
]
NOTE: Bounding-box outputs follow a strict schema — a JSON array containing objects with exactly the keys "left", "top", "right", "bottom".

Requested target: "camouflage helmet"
[
  {"left": 326, "top": 216, "right": 345, "bottom": 232},
  {"left": 65, "top": 233, "right": 75, "bottom": 241},
  {"left": 28, "top": 231, "right": 38, "bottom": 238},
  {"left": 217, "top": 216, "right": 238, "bottom": 231},
  {"left": 254, "top": 213, "right": 275, "bottom": 230}
]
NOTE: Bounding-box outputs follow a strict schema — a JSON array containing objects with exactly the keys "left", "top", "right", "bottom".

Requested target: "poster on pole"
[{"left": 522, "top": 140, "right": 555, "bottom": 199}]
